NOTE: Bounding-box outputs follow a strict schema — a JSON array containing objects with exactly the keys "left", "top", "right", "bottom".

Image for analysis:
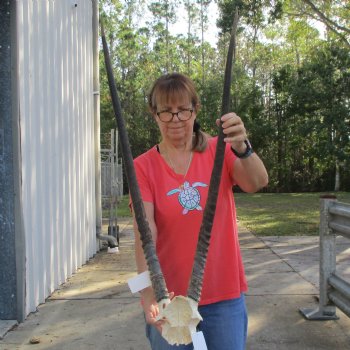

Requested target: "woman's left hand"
[
  {"left": 216, "top": 112, "right": 247, "bottom": 153},
  {"left": 217, "top": 112, "right": 269, "bottom": 192}
]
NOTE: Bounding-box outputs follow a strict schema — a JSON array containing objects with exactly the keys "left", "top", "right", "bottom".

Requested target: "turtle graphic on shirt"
[{"left": 167, "top": 181, "right": 208, "bottom": 215}]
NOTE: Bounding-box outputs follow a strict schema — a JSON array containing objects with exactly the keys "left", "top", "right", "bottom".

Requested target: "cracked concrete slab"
[
  {"left": 1, "top": 219, "right": 350, "bottom": 350},
  {"left": 0, "top": 320, "right": 17, "bottom": 340},
  {"left": 260, "top": 236, "right": 350, "bottom": 288},
  {"left": 246, "top": 295, "right": 350, "bottom": 350}
]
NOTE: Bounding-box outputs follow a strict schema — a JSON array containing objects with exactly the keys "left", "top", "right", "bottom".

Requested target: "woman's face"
[{"left": 154, "top": 96, "right": 196, "bottom": 146}]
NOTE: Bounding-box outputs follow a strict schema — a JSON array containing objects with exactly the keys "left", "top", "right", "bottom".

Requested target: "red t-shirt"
[{"left": 133, "top": 137, "right": 248, "bottom": 305}]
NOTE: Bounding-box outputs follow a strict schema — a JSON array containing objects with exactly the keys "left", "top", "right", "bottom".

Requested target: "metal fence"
[
  {"left": 300, "top": 197, "right": 350, "bottom": 320},
  {"left": 100, "top": 130, "right": 123, "bottom": 247},
  {"left": 101, "top": 129, "right": 123, "bottom": 202},
  {"left": 101, "top": 161, "right": 123, "bottom": 199}
]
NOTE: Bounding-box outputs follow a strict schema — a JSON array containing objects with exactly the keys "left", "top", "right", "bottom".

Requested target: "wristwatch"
[{"left": 231, "top": 139, "right": 254, "bottom": 159}]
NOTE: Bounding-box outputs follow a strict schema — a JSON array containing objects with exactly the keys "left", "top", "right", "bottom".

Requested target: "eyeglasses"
[{"left": 156, "top": 108, "right": 193, "bottom": 123}]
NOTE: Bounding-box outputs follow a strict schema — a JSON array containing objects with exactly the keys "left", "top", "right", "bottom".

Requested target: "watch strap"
[{"left": 231, "top": 140, "right": 254, "bottom": 159}]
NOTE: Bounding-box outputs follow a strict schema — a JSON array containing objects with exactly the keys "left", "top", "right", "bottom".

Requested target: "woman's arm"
[
  {"left": 220, "top": 112, "right": 269, "bottom": 193},
  {"left": 133, "top": 201, "right": 164, "bottom": 331},
  {"left": 232, "top": 153, "right": 268, "bottom": 193},
  {"left": 134, "top": 201, "right": 157, "bottom": 274}
]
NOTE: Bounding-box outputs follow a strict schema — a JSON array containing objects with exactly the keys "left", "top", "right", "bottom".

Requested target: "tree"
[
  {"left": 272, "top": 42, "right": 350, "bottom": 191},
  {"left": 148, "top": 0, "right": 177, "bottom": 72},
  {"left": 283, "top": 0, "right": 350, "bottom": 48},
  {"left": 99, "top": 0, "right": 350, "bottom": 192},
  {"left": 197, "top": 0, "right": 212, "bottom": 87}
]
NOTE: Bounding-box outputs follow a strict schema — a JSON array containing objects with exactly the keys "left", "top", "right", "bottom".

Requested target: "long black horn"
[
  {"left": 100, "top": 22, "right": 169, "bottom": 303},
  {"left": 187, "top": 8, "right": 240, "bottom": 302}
]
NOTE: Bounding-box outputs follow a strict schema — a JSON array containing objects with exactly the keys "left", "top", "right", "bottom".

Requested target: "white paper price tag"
[
  {"left": 127, "top": 271, "right": 152, "bottom": 293},
  {"left": 192, "top": 331, "right": 208, "bottom": 350}
]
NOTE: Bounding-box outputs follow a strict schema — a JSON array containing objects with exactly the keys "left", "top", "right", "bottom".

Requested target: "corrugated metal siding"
[{"left": 17, "top": 0, "right": 97, "bottom": 315}]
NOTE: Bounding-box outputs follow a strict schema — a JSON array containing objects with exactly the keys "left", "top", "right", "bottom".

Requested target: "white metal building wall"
[{"left": 16, "top": 0, "right": 97, "bottom": 315}]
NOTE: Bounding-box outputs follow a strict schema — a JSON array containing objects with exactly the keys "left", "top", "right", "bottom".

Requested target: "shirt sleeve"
[
  {"left": 128, "top": 155, "right": 154, "bottom": 213},
  {"left": 134, "top": 158, "right": 154, "bottom": 203}
]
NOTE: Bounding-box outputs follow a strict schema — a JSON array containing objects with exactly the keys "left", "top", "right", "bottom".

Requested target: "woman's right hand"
[
  {"left": 141, "top": 287, "right": 174, "bottom": 333},
  {"left": 141, "top": 287, "right": 164, "bottom": 333}
]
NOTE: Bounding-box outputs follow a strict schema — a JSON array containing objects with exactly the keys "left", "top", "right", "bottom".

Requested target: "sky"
[
  {"left": 170, "top": 2, "right": 219, "bottom": 47},
  {"left": 137, "top": 1, "right": 220, "bottom": 47},
  {"left": 138, "top": 2, "right": 326, "bottom": 47},
  {"left": 163, "top": 4, "right": 326, "bottom": 46}
]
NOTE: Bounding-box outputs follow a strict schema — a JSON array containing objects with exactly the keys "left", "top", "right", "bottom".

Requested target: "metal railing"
[
  {"left": 100, "top": 129, "right": 123, "bottom": 247},
  {"left": 101, "top": 161, "right": 123, "bottom": 199},
  {"left": 300, "top": 197, "right": 350, "bottom": 320},
  {"left": 101, "top": 129, "right": 123, "bottom": 201}
]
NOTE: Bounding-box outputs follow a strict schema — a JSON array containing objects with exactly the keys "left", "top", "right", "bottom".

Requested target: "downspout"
[{"left": 92, "top": 0, "right": 117, "bottom": 248}]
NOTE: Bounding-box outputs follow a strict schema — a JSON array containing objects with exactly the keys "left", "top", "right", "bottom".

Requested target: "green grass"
[
  {"left": 117, "top": 195, "right": 132, "bottom": 217},
  {"left": 113, "top": 192, "right": 350, "bottom": 236},
  {"left": 102, "top": 195, "right": 132, "bottom": 218},
  {"left": 235, "top": 192, "right": 350, "bottom": 236}
]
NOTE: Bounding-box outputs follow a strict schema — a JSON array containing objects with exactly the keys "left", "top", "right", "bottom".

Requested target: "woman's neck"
[
  {"left": 160, "top": 139, "right": 192, "bottom": 153},
  {"left": 159, "top": 141, "right": 193, "bottom": 175}
]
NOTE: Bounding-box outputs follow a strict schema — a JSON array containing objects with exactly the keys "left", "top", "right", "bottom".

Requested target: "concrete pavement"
[{"left": 1, "top": 218, "right": 350, "bottom": 349}]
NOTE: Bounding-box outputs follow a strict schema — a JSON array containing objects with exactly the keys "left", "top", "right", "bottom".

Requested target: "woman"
[{"left": 132, "top": 73, "right": 268, "bottom": 350}]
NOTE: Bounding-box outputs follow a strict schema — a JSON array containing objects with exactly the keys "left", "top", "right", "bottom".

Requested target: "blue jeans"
[{"left": 146, "top": 294, "right": 248, "bottom": 350}]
